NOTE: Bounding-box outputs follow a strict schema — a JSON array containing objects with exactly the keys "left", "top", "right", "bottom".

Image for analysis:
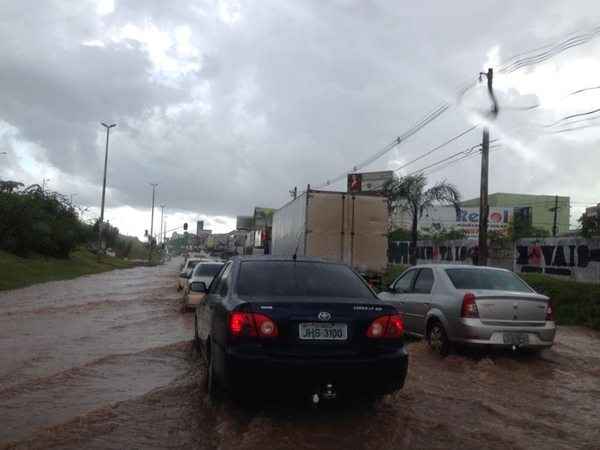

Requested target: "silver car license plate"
[
  {"left": 299, "top": 323, "right": 347, "bottom": 340},
  {"left": 502, "top": 332, "right": 529, "bottom": 345}
]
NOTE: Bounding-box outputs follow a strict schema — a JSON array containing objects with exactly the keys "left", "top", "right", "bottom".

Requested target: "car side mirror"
[{"left": 190, "top": 281, "right": 208, "bottom": 293}]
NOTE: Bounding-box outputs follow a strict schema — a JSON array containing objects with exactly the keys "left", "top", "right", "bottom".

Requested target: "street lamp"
[
  {"left": 159, "top": 205, "right": 166, "bottom": 246},
  {"left": 149, "top": 183, "right": 158, "bottom": 263},
  {"left": 42, "top": 178, "right": 50, "bottom": 192},
  {"left": 98, "top": 122, "right": 116, "bottom": 256}
]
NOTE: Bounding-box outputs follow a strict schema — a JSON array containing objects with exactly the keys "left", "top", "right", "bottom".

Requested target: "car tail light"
[
  {"left": 461, "top": 293, "right": 479, "bottom": 318},
  {"left": 366, "top": 314, "right": 404, "bottom": 338},
  {"left": 229, "top": 312, "right": 278, "bottom": 338},
  {"left": 545, "top": 300, "right": 554, "bottom": 321},
  {"left": 253, "top": 314, "right": 279, "bottom": 337}
]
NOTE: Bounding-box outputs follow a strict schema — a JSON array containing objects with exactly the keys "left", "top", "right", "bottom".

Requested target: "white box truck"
[{"left": 271, "top": 189, "right": 389, "bottom": 274}]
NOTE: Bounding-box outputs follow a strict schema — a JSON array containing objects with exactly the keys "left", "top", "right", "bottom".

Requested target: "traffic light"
[{"left": 183, "top": 222, "right": 188, "bottom": 231}]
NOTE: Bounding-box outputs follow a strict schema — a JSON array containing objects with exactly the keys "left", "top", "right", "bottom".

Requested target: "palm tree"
[{"left": 385, "top": 173, "right": 461, "bottom": 265}]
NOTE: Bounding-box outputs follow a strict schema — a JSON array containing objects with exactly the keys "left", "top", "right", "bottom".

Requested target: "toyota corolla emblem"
[{"left": 318, "top": 311, "right": 331, "bottom": 321}]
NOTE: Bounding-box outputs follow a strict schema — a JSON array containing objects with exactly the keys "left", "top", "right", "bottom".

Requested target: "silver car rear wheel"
[{"left": 428, "top": 322, "right": 450, "bottom": 357}]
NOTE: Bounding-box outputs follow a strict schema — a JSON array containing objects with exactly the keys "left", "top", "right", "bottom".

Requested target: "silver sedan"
[{"left": 378, "top": 265, "right": 556, "bottom": 356}]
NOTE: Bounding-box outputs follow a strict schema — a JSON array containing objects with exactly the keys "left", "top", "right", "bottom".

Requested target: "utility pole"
[
  {"left": 149, "top": 183, "right": 158, "bottom": 263},
  {"left": 98, "top": 122, "right": 116, "bottom": 257},
  {"left": 289, "top": 186, "right": 298, "bottom": 199},
  {"left": 550, "top": 195, "right": 559, "bottom": 236},
  {"left": 159, "top": 205, "right": 165, "bottom": 245},
  {"left": 477, "top": 68, "right": 498, "bottom": 266},
  {"left": 42, "top": 178, "right": 50, "bottom": 192}
]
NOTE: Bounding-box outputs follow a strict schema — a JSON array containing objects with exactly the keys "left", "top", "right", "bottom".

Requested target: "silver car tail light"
[{"left": 461, "top": 293, "right": 479, "bottom": 318}]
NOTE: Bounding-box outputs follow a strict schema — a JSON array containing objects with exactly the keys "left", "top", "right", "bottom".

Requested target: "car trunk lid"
[
  {"left": 462, "top": 290, "right": 549, "bottom": 325},
  {"left": 238, "top": 296, "right": 398, "bottom": 356}
]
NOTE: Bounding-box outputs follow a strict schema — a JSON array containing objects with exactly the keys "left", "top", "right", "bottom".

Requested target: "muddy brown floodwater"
[{"left": 1, "top": 259, "right": 599, "bottom": 450}]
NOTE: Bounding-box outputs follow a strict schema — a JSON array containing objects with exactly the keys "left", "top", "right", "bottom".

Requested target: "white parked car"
[
  {"left": 177, "top": 258, "right": 203, "bottom": 291},
  {"left": 183, "top": 262, "right": 224, "bottom": 309}
]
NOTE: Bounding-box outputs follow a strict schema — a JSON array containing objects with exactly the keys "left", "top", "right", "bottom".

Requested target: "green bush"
[
  {"left": 382, "top": 264, "right": 408, "bottom": 290},
  {"left": 522, "top": 274, "right": 600, "bottom": 331},
  {"left": 0, "top": 185, "right": 89, "bottom": 258}
]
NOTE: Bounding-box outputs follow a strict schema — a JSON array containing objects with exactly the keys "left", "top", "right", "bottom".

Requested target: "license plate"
[
  {"left": 503, "top": 333, "right": 529, "bottom": 345},
  {"left": 299, "top": 323, "right": 347, "bottom": 341}
]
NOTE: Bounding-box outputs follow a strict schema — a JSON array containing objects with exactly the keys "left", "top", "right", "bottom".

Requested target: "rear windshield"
[
  {"left": 193, "top": 263, "right": 223, "bottom": 277},
  {"left": 237, "top": 261, "right": 375, "bottom": 298},
  {"left": 445, "top": 268, "right": 532, "bottom": 292}
]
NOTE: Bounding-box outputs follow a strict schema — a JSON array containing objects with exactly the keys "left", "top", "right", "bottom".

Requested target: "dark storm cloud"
[{"left": 1, "top": 0, "right": 600, "bottom": 224}]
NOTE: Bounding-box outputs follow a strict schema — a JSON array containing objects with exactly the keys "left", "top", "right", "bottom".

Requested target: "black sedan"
[{"left": 193, "top": 256, "right": 409, "bottom": 402}]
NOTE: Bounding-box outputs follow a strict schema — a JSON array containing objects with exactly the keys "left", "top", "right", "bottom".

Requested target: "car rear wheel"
[
  {"left": 427, "top": 321, "right": 450, "bottom": 357},
  {"left": 205, "top": 343, "right": 221, "bottom": 402},
  {"left": 193, "top": 312, "right": 201, "bottom": 351}
]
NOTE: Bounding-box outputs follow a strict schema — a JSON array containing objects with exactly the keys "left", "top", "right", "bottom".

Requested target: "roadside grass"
[
  {"left": 0, "top": 248, "right": 138, "bottom": 291},
  {"left": 522, "top": 274, "right": 600, "bottom": 331}
]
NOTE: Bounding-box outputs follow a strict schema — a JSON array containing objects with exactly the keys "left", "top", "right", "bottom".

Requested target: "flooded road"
[{"left": 1, "top": 259, "right": 599, "bottom": 450}]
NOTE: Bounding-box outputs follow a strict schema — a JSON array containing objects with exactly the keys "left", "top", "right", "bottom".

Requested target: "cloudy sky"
[{"left": 1, "top": 0, "right": 599, "bottom": 239}]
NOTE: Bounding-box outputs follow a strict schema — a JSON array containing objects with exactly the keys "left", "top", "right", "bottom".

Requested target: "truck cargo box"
[{"left": 271, "top": 189, "right": 388, "bottom": 273}]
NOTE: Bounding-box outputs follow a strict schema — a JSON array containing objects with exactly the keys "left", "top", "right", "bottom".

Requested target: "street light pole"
[
  {"left": 149, "top": 183, "right": 158, "bottom": 263},
  {"left": 98, "top": 122, "right": 116, "bottom": 256},
  {"left": 42, "top": 178, "right": 50, "bottom": 192},
  {"left": 159, "top": 205, "right": 165, "bottom": 246}
]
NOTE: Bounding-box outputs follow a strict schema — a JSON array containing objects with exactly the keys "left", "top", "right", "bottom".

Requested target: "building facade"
[
  {"left": 392, "top": 193, "right": 570, "bottom": 237},
  {"left": 461, "top": 193, "right": 570, "bottom": 235}
]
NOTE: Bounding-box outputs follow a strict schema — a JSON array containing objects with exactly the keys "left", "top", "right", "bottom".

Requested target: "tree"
[
  {"left": 384, "top": 173, "right": 461, "bottom": 265},
  {"left": 579, "top": 213, "right": 600, "bottom": 238},
  {"left": 0, "top": 180, "right": 24, "bottom": 193},
  {"left": 507, "top": 217, "right": 549, "bottom": 241}
]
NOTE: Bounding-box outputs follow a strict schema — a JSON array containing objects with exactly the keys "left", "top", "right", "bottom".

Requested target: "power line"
[
  {"left": 545, "top": 107, "right": 600, "bottom": 127},
  {"left": 392, "top": 125, "right": 479, "bottom": 174},
  {"left": 406, "top": 143, "right": 483, "bottom": 177},
  {"left": 569, "top": 85, "right": 600, "bottom": 96},
  {"left": 311, "top": 24, "right": 600, "bottom": 190},
  {"left": 499, "top": 24, "right": 600, "bottom": 74},
  {"left": 313, "top": 103, "right": 450, "bottom": 188}
]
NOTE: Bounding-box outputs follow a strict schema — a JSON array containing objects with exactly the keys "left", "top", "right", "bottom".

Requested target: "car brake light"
[
  {"left": 461, "top": 293, "right": 479, "bottom": 318},
  {"left": 545, "top": 301, "right": 554, "bottom": 321},
  {"left": 253, "top": 313, "right": 279, "bottom": 337},
  {"left": 229, "top": 312, "right": 278, "bottom": 337},
  {"left": 366, "top": 314, "right": 404, "bottom": 338}
]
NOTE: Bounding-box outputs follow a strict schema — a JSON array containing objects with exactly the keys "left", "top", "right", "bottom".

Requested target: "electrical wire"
[
  {"left": 499, "top": 25, "right": 600, "bottom": 74},
  {"left": 392, "top": 125, "right": 479, "bottom": 174},
  {"left": 313, "top": 103, "right": 450, "bottom": 188},
  {"left": 311, "top": 24, "right": 600, "bottom": 190}
]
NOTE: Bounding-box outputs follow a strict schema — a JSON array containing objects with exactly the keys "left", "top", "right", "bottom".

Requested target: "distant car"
[
  {"left": 378, "top": 265, "right": 556, "bottom": 356},
  {"left": 193, "top": 256, "right": 409, "bottom": 402},
  {"left": 183, "top": 262, "right": 225, "bottom": 310},
  {"left": 177, "top": 258, "right": 203, "bottom": 291}
]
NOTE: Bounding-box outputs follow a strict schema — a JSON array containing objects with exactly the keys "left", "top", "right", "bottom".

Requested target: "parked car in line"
[
  {"left": 193, "top": 256, "right": 409, "bottom": 402},
  {"left": 378, "top": 265, "right": 556, "bottom": 356},
  {"left": 177, "top": 258, "right": 203, "bottom": 291},
  {"left": 183, "top": 262, "right": 225, "bottom": 310}
]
